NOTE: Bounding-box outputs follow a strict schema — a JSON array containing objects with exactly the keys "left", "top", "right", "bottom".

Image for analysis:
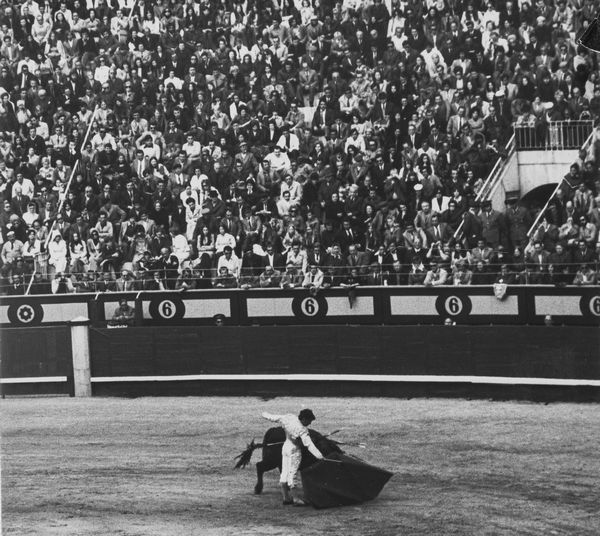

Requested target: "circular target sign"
[
  {"left": 435, "top": 293, "right": 472, "bottom": 319},
  {"left": 579, "top": 293, "right": 600, "bottom": 320},
  {"left": 292, "top": 295, "right": 328, "bottom": 320},
  {"left": 148, "top": 297, "right": 185, "bottom": 320},
  {"left": 7, "top": 301, "right": 44, "bottom": 326}
]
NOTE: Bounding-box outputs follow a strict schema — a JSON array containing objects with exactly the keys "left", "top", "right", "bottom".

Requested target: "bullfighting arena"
[{"left": 1, "top": 396, "right": 599, "bottom": 536}]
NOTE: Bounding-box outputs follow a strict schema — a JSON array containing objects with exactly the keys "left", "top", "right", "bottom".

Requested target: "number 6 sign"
[
  {"left": 435, "top": 293, "right": 472, "bottom": 319},
  {"left": 292, "top": 294, "right": 328, "bottom": 320},
  {"left": 149, "top": 297, "right": 185, "bottom": 320}
]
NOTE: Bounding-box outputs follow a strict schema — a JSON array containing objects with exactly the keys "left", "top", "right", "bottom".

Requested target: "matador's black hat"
[{"left": 299, "top": 409, "right": 316, "bottom": 422}]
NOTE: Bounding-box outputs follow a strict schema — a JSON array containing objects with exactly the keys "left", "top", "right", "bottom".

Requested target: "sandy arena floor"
[{"left": 1, "top": 396, "right": 599, "bottom": 536}]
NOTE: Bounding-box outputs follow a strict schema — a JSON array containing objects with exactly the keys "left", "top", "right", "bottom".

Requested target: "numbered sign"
[
  {"left": 579, "top": 293, "right": 600, "bottom": 320},
  {"left": 435, "top": 294, "right": 472, "bottom": 319},
  {"left": 7, "top": 301, "right": 44, "bottom": 326},
  {"left": 148, "top": 297, "right": 185, "bottom": 320},
  {"left": 292, "top": 294, "right": 328, "bottom": 319}
]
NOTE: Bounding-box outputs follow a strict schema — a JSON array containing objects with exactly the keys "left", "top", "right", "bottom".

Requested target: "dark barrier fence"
[
  {"left": 1, "top": 287, "right": 599, "bottom": 328},
  {"left": 0, "top": 326, "right": 73, "bottom": 396},
  {"left": 89, "top": 326, "right": 600, "bottom": 401}
]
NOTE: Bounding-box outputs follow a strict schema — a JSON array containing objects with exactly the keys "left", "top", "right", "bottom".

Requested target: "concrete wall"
[
  {"left": 515, "top": 150, "right": 579, "bottom": 196},
  {"left": 490, "top": 151, "right": 518, "bottom": 211}
]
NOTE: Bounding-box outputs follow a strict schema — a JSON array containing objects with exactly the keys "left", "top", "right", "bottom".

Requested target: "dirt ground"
[{"left": 1, "top": 396, "right": 599, "bottom": 536}]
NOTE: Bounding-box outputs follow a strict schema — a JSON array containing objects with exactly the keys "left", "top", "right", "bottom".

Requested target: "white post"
[{"left": 69, "top": 316, "right": 92, "bottom": 397}]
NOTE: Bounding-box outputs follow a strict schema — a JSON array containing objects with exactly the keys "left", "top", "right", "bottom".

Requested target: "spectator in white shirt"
[
  {"left": 11, "top": 174, "right": 34, "bottom": 198},
  {"left": 215, "top": 225, "right": 237, "bottom": 254},
  {"left": 164, "top": 70, "right": 183, "bottom": 91},
  {"left": 277, "top": 190, "right": 293, "bottom": 218},
  {"left": 182, "top": 133, "right": 202, "bottom": 160},
  {"left": 264, "top": 145, "right": 291, "bottom": 173},
  {"left": 184, "top": 198, "right": 202, "bottom": 241},
  {"left": 302, "top": 264, "right": 324, "bottom": 288},
  {"left": 179, "top": 185, "right": 199, "bottom": 207},
  {"left": 217, "top": 245, "right": 241, "bottom": 278},
  {"left": 280, "top": 175, "right": 303, "bottom": 205}
]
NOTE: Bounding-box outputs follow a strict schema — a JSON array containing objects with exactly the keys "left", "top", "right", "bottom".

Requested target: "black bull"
[{"left": 236, "top": 427, "right": 343, "bottom": 494}]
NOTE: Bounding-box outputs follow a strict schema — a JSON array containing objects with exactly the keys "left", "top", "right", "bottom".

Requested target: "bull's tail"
[{"left": 234, "top": 439, "right": 263, "bottom": 469}]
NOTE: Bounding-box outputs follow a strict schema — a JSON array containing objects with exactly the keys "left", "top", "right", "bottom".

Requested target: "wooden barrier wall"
[
  {"left": 0, "top": 326, "right": 72, "bottom": 395},
  {"left": 1, "top": 287, "right": 599, "bottom": 327},
  {"left": 87, "top": 325, "right": 600, "bottom": 401}
]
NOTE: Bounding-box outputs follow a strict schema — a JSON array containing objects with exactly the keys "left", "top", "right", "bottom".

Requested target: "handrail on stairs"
[
  {"left": 526, "top": 128, "right": 596, "bottom": 238},
  {"left": 452, "top": 134, "right": 515, "bottom": 241}
]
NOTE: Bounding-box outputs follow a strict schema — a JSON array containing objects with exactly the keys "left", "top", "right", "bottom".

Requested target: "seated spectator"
[
  {"left": 573, "top": 264, "right": 598, "bottom": 286},
  {"left": 215, "top": 225, "right": 237, "bottom": 255},
  {"left": 408, "top": 260, "right": 427, "bottom": 286},
  {"left": 5, "top": 274, "right": 25, "bottom": 295},
  {"left": 302, "top": 264, "right": 324, "bottom": 289},
  {"left": 51, "top": 272, "right": 75, "bottom": 294},
  {"left": 453, "top": 262, "right": 473, "bottom": 286},
  {"left": 96, "top": 272, "right": 118, "bottom": 292},
  {"left": 280, "top": 263, "right": 303, "bottom": 289},
  {"left": 111, "top": 298, "right": 135, "bottom": 326},
  {"left": 424, "top": 261, "right": 448, "bottom": 287},
  {"left": 175, "top": 268, "right": 197, "bottom": 291},
  {"left": 494, "top": 264, "right": 516, "bottom": 285},
  {"left": 341, "top": 268, "right": 361, "bottom": 288},
  {"left": 48, "top": 233, "right": 68, "bottom": 277},
  {"left": 259, "top": 265, "right": 281, "bottom": 288},
  {"left": 29, "top": 273, "right": 52, "bottom": 295},
  {"left": 213, "top": 266, "right": 238, "bottom": 288},
  {"left": 115, "top": 269, "right": 137, "bottom": 292},
  {"left": 217, "top": 246, "right": 241, "bottom": 279},
  {"left": 471, "top": 261, "right": 491, "bottom": 285}
]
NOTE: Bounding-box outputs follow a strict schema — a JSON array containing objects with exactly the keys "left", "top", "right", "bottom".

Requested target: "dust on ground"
[{"left": 1, "top": 397, "right": 599, "bottom": 536}]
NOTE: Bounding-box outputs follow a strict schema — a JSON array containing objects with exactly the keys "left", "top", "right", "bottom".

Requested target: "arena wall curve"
[{"left": 1, "top": 288, "right": 599, "bottom": 401}]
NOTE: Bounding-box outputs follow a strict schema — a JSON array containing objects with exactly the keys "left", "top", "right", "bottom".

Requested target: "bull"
[{"left": 234, "top": 426, "right": 343, "bottom": 494}]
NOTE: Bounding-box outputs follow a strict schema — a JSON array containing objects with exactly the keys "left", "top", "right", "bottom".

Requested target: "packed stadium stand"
[{"left": 0, "top": 0, "right": 599, "bottom": 295}]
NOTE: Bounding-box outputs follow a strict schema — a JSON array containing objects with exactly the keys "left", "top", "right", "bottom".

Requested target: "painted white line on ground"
[{"left": 89, "top": 374, "right": 600, "bottom": 387}]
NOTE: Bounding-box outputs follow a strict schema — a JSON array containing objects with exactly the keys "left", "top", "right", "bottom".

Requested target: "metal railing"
[
  {"left": 526, "top": 128, "right": 596, "bottom": 238},
  {"left": 453, "top": 134, "right": 515, "bottom": 241},
  {"left": 514, "top": 120, "right": 594, "bottom": 151}
]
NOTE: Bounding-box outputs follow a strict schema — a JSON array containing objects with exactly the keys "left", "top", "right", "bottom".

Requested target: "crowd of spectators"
[{"left": 1, "top": 0, "right": 600, "bottom": 295}]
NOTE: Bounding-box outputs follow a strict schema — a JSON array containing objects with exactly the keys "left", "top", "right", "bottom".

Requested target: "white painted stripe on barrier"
[
  {"left": 390, "top": 295, "right": 437, "bottom": 315},
  {"left": 470, "top": 295, "right": 518, "bottom": 315},
  {"left": 326, "top": 296, "right": 374, "bottom": 315},
  {"left": 182, "top": 299, "right": 231, "bottom": 318},
  {"left": 246, "top": 297, "right": 291, "bottom": 317},
  {"left": 44, "top": 303, "right": 88, "bottom": 323},
  {"left": 535, "top": 296, "right": 581, "bottom": 316},
  {"left": 0, "top": 376, "right": 68, "bottom": 384},
  {"left": 89, "top": 374, "right": 600, "bottom": 387}
]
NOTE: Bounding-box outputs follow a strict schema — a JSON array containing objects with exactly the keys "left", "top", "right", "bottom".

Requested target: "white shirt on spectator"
[
  {"left": 215, "top": 232, "right": 236, "bottom": 254},
  {"left": 217, "top": 253, "right": 241, "bottom": 278},
  {"left": 11, "top": 178, "right": 34, "bottom": 198},
  {"left": 264, "top": 151, "right": 291, "bottom": 172}
]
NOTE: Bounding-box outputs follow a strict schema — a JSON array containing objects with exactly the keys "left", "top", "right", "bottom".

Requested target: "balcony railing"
[{"left": 514, "top": 120, "right": 594, "bottom": 151}]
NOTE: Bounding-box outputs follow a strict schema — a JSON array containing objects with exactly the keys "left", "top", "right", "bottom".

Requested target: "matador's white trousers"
[{"left": 280, "top": 439, "right": 302, "bottom": 488}]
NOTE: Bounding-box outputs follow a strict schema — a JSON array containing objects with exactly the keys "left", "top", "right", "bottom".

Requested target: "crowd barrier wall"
[
  {"left": 0, "top": 326, "right": 73, "bottom": 395},
  {"left": 1, "top": 287, "right": 599, "bottom": 327},
  {"left": 88, "top": 325, "right": 600, "bottom": 401}
]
